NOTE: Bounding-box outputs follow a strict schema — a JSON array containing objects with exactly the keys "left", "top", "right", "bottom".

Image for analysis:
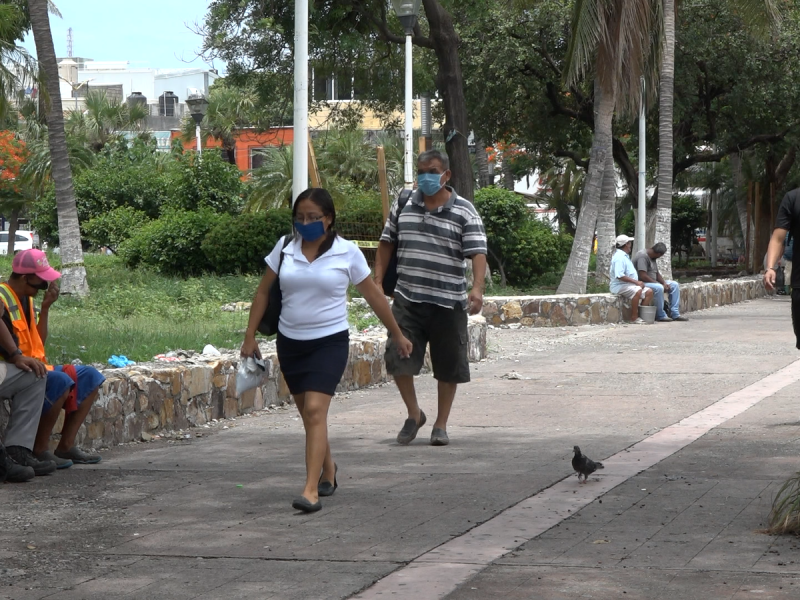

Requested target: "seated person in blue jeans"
[
  {"left": 633, "top": 242, "right": 689, "bottom": 322},
  {"left": 0, "top": 250, "right": 105, "bottom": 468}
]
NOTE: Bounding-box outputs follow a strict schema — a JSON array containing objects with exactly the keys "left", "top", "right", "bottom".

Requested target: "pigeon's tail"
[{"left": 595, "top": 462, "right": 605, "bottom": 470}]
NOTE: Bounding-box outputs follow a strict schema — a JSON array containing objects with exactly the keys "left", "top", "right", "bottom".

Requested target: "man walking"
[
  {"left": 375, "top": 149, "right": 487, "bottom": 446},
  {"left": 633, "top": 242, "right": 688, "bottom": 322},
  {"left": 766, "top": 187, "right": 800, "bottom": 346}
]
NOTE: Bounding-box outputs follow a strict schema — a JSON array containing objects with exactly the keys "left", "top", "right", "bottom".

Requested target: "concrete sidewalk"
[{"left": 1, "top": 296, "right": 800, "bottom": 599}]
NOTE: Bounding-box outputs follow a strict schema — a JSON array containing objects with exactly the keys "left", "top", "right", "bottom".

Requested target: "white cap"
[{"left": 615, "top": 234, "right": 634, "bottom": 246}]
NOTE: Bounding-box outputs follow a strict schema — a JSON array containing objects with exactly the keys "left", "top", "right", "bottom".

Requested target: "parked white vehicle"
[{"left": 0, "top": 231, "right": 37, "bottom": 255}]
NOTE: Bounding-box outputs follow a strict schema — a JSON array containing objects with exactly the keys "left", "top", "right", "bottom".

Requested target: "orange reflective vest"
[{"left": 0, "top": 283, "right": 52, "bottom": 369}]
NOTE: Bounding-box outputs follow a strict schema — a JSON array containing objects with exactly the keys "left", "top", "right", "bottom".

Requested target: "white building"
[{"left": 57, "top": 57, "right": 219, "bottom": 121}]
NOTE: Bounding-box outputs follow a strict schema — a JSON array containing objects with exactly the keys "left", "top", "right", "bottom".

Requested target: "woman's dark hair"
[{"left": 293, "top": 187, "right": 338, "bottom": 258}]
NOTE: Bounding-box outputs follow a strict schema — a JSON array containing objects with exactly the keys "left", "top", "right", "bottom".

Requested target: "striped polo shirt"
[{"left": 380, "top": 187, "right": 487, "bottom": 309}]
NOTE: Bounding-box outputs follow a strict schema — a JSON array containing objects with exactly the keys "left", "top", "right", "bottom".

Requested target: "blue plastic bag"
[{"left": 108, "top": 355, "right": 136, "bottom": 368}]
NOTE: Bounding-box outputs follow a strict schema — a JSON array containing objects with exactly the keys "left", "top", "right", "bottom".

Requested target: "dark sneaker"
[
  {"left": 6, "top": 446, "right": 56, "bottom": 476},
  {"left": 672, "top": 315, "right": 689, "bottom": 322},
  {"left": 396, "top": 410, "right": 427, "bottom": 445},
  {"left": 656, "top": 316, "right": 673, "bottom": 322},
  {"left": 2, "top": 456, "right": 35, "bottom": 482},
  {"left": 36, "top": 450, "right": 73, "bottom": 470},
  {"left": 55, "top": 447, "right": 102, "bottom": 465},
  {"left": 430, "top": 428, "right": 450, "bottom": 446}
]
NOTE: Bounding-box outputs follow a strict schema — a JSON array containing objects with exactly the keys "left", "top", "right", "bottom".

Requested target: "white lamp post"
[
  {"left": 392, "top": 0, "right": 422, "bottom": 189},
  {"left": 293, "top": 0, "right": 309, "bottom": 203},
  {"left": 186, "top": 92, "right": 209, "bottom": 155},
  {"left": 636, "top": 77, "right": 646, "bottom": 255}
]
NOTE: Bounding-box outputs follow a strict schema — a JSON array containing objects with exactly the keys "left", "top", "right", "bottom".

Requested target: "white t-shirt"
[{"left": 265, "top": 235, "right": 371, "bottom": 340}]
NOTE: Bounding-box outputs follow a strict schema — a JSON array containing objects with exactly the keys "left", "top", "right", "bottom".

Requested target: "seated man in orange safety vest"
[{"left": 0, "top": 250, "right": 105, "bottom": 467}]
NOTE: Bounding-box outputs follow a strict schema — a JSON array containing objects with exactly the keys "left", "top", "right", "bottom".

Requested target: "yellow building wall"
[{"left": 308, "top": 100, "right": 440, "bottom": 131}]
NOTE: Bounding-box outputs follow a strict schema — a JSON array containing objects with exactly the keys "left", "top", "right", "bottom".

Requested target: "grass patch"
[
  {"left": 767, "top": 473, "right": 800, "bottom": 535},
  {"left": 0, "top": 253, "right": 260, "bottom": 365}
]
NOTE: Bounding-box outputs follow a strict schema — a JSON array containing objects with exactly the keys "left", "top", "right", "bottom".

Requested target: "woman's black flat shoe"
[
  {"left": 292, "top": 496, "right": 322, "bottom": 513},
  {"left": 318, "top": 463, "right": 338, "bottom": 497}
]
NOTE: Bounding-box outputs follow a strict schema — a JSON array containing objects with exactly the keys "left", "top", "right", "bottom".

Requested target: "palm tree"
[
  {"left": 535, "top": 160, "right": 585, "bottom": 236},
  {"left": 557, "top": 0, "right": 661, "bottom": 294},
  {"left": 66, "top": 89, "right": 148, "bottom": 153},
  {"left": 245, "top": 145, "right": 294, "bottom": 211},
  {"left": 316, "top": 128, "right": 378, "bottom": 189},
  {"left": 655, "top": 0, "right": 779, "bottom": 279},
  {"left": 0, "top": 3, "right": 38, "bottom": 120},
  {"left": 28, "top": 0, "right": 88, "bottom": 295},
  {"left": 181, "top": 83, "right": 260, "bottom": 165}
]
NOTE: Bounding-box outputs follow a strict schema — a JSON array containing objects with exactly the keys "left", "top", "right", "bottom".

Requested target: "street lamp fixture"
[
  {"left": 392, "top": 0, "right": 422, "bottom": 189},
  {"left": 392, "top": 0, "right": 421, "bottom": 32},
  {"left": 186, "top": 92, "right": 209, "bottom": 154}
]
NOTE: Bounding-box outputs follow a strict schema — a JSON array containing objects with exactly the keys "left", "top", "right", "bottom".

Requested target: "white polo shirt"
[{"left": 265, "top": 235, "right": 371, "bottom": 340}]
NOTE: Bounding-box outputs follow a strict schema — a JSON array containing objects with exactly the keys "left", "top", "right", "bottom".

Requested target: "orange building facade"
[{"left": 170, "top": 127, "right": 294, "bottom": 173}]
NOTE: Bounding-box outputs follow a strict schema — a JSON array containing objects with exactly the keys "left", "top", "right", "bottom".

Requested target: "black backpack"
[{"left": 382, "top": 189, "right": 414, "bottom": 296}]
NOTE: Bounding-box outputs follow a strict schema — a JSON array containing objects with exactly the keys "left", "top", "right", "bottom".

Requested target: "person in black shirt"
[{"left": 766, "top": 188, "right": 800, "bottom": 347}]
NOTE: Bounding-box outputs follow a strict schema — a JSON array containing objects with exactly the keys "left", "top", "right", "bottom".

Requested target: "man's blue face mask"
[
  {"left": 294, "top": 220, "right": 326, "bottom": 241},
  {"left": 417, "top": 172, "right": 445, "bottom": 196}
]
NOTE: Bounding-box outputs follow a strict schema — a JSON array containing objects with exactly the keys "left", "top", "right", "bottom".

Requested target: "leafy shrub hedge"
[
  {"left": 202, "top": 209, "right": 293, "bottom": 274},
  {"left": 474, "top": 186, "right": 573, "bottom": 286},
  {"left": 83, "top": 206, "right": 150, "bottom": 250},
  {"left": 119, "top": 209, "right": 224, "bottom": 276}
]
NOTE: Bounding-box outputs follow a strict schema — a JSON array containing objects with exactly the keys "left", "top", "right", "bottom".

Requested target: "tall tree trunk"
[
  {"left": 474, "top": 138, "right": 491, "bottom": 188},
  {"left": 731, "top": 152, "right": 751, "bottom": 248},
  {"left": 655, "top": 0, "right": 676, "bottom": 280},
  {"left": 6, "top": 209, "right": 19, "bottom": 257},
  {"left": 595, "top": 148, "right": 617, "bottom": 283},
  {"left": 29, "top": 0, "right": 88, "bottom": 296},
  {"left": 501, "top": 154, "right": 514, "bottom": 190},
  {"left": 423, "top": 0, "right": 473, "bottom": 201},
  {"left": 557, "top": 80, "right": 614, "bottom": 294}
]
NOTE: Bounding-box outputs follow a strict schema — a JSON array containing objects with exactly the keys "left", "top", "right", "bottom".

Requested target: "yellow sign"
[{"left": 352, "top": 240, "right": 380, "bottom": 249}]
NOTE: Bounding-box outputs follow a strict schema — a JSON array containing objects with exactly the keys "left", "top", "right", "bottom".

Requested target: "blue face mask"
[
  {"left": 417, "top": 172, "right": 445, "bottom": 196},
  {"left": 294, "top": 220, "right": 326, "bottom": 242}
]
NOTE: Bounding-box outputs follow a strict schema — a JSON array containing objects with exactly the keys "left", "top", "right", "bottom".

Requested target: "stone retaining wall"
[
  {"left": 481, "top": 277, "right": 766, "bottom": 328},
  {"left": 0, "top": 317, "right": 487, "bottom": 450}
]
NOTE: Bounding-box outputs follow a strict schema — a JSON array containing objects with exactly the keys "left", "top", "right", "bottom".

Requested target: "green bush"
[
  {"left": 165, "top": 151, "right": 244, "bottom": 214},
  {"left": 73, "top": 144, "right": 172, "bottom": 221},
  {"left": 474, "top": 186, "right": 572, "bottom": 286},
  {"left": 83, "top": 206, "right": 150, "bottom": 250},
  {"left": 119, "top": 209, "right": 224, "bottom": 276},
  {"left": 202, "top": 209, "right": 293, "bottom": 274},
  {"left": 29, "top": 186, "right": 59, "bottom": 247},
  {"left": 502, "top": 219, "right": 573, "bottom": 284}
]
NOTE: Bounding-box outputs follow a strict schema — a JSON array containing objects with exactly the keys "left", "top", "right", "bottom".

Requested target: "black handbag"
[
  {"left": 382, "top": 189, "right": 414, "bottom": 296},
  {"left": 258, "top": 235, "right": 293, "bottom": 336}
]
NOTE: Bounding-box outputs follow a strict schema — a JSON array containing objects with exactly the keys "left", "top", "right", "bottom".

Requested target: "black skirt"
[{"left": 276, "top": 330, "right": 350, "bottom": 396}]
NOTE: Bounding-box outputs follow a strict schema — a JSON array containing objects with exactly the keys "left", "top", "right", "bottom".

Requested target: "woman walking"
[{"left": 241, "top": 188, "right": 412, "bottom": 513}]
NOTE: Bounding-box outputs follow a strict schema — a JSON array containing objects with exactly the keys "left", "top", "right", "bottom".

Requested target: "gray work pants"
[{"left": 1, "top": 365, "right": 47, "bottom": 450}]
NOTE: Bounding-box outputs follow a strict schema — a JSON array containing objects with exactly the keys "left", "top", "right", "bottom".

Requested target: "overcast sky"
[{"left": 22, "top": 0, "right": 223, "bottom": 71}]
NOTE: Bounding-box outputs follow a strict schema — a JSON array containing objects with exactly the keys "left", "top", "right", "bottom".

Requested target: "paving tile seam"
[
  {"left": 352, "top": 358, "right": 800, "bottom": 600},
  {"left": 78, "top": 551, "right": 407, "bottom": 564},
  {"left": 486, "top": 563, "right": 800, "bottom": 577}
]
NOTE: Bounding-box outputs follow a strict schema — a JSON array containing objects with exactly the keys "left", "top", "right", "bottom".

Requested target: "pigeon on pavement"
[{"left": 572, "top": 446, "right": 604, "bottom": 483}]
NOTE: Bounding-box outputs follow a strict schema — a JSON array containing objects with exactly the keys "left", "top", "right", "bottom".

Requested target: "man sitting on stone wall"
[
  {"left": 0, "top": 250, "right": 105, "bottom": 468},
  {"left": 633, "top": 242, "right": 689, "bottom": 322},
  {"left": 609, "top": 235, "right": 654, "bottom": 324},
  {"left": 0, "top": 294, "right": 53, "bottom": 480}
]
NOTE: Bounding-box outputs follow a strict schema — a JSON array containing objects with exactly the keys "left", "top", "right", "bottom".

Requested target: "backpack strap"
[{"left": 277, "top": 234, "right": 292, "bottom": 274}]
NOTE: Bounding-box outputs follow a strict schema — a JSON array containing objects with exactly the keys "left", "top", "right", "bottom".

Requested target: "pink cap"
[{"left": 12, "top": 249, "right": 62, "bottom": 281}]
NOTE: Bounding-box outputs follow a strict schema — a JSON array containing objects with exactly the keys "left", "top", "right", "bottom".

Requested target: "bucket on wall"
[{"left": 639, "top": 305, "right": 657, "bottom": 324}]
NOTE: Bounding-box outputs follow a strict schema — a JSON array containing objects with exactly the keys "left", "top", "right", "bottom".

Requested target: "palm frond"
[
  {"left": 564, "top": 0, "right": 605, "bottom": 89},
  {"left": 245, "top": 145, "right": 294, "bottom": 211},
  {"left": 728, "top": 0, "right": 781, "bottom": 37}
]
